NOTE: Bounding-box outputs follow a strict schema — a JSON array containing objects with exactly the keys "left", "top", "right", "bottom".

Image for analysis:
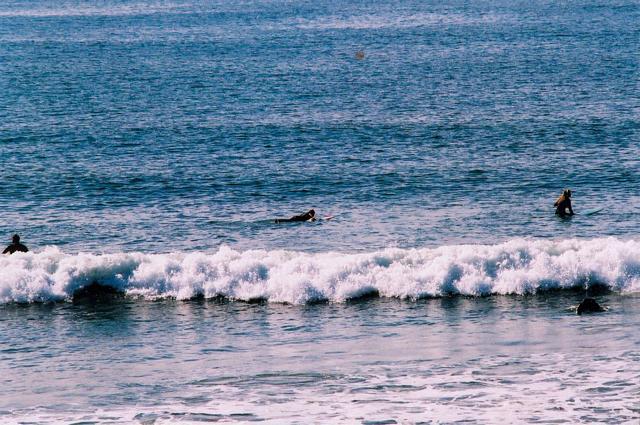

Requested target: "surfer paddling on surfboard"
[
  {"left": 275, "top": 209, "right": 316, "bottom": 223},
  {"left": 554, "top": 189, "right": 575, "bottom": 218}
]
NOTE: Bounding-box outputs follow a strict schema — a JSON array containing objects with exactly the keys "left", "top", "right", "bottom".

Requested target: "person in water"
[
  {"left": 554, "top": 189, "right": 574, "bottom": 217},
  {"left": 275, "top": 209, "right": 316, "bottom": 223},
  {"left": 3, "top": 234, "right": 29, "bottom": 254}
]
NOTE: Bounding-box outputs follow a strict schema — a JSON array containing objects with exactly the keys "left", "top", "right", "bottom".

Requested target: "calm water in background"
[
  {"left": 1, "top": 0, "right": 640, "bottom": 423},
  {"left": 1, "top": 0, "right": 639, "bottom": 252}
]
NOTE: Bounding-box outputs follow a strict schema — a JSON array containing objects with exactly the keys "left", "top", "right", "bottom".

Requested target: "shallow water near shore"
[{"left": 1, "top": 293, "right": 639, "bottom": 424}]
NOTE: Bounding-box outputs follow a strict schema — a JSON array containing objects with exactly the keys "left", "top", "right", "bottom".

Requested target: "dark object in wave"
[
  {"left": 577, "top": 297, "right": 605, "bottom": 315},
  {"left": 72, "top": 282, "right": 124, "bottom": 303},
  {"left": 345, "top": 289, "right": 380, "bottom": 303}
]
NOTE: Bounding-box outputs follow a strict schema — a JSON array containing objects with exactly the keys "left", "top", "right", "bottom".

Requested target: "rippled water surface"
[
  {"left": 1, "top": 0, "right": 639, "bottom": 423},
  {"left": 2, "top": 295, "right": 640, "bottom": 423},
  {"left": 1, "top": 0, "right": 639, "bottom": 253}
]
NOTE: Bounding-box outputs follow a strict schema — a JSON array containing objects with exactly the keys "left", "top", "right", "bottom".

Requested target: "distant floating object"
[{"left": 355, "top": 51, "right": 365, "bottom": 60}]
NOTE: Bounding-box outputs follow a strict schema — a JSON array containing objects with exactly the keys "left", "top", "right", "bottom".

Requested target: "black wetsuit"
[
  {"left": 275, "top": 211, "right": 315, "bottom": 223},
  {"left": 554, "top": 197, "right": 574, "bottom": 218},
  {"left": 3, "top": 243, "right": 28, "bottom": 254}
]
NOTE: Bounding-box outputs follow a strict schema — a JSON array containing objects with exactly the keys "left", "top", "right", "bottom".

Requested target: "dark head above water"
[
  {"left": 3, "top": 234, "right": 29, "bottom": 255},
  {"left": 577, "top": 297, "right": 605, "bottom": 315}
]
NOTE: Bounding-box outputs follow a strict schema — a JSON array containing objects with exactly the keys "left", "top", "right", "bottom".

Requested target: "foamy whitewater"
[{"left": 3, "top": 238, "right": 640, "bottom": 305}]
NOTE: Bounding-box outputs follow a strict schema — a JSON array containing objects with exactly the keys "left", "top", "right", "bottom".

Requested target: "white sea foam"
[{"left": 1, "top": 238, "right": 640, "bottom": 304}]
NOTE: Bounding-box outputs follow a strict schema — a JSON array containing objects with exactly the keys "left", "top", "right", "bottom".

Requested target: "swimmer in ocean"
[
  {"left": 3, "top": 234, "right": 29, "bottom": 254},
  {"left": 275, "top": 209, "right": 316, "bottom": 223},
  {"left": 554, "top": 189, "right": 574, "bottom": 218}
]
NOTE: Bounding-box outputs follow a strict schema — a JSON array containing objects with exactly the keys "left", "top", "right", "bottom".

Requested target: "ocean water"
[{"left": 1, "top": 0, "right": 639, "bottom": 423}]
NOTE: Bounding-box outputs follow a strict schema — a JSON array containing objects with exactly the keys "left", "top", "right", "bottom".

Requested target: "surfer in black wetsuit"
[
  {"left": 3, "top": 234, "right": 29, "bottom": 254},
  {"left": 275, "top": 209, "right": 316, "bottom": 223},
  {"left": 554, "top": 189, "right": 574, "bottom": 218}
]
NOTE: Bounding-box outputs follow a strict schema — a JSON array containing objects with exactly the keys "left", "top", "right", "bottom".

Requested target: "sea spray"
[{"left": 1, "top": 238, "right": 640, "bottom": 304}]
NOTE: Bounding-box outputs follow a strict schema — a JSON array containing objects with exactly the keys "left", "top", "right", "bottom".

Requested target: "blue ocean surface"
[{"left": 1, "top": 0, "right": 639, "bottom": 423}]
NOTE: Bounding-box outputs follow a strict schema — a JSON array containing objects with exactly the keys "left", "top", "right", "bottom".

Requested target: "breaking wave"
[{"left": 2, "top": 238, "right": 640, "bottom": 305}]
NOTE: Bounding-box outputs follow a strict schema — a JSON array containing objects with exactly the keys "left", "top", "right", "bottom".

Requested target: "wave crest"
[{"left": 1, "top": 238, "right": 640, "bottom": 304}]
